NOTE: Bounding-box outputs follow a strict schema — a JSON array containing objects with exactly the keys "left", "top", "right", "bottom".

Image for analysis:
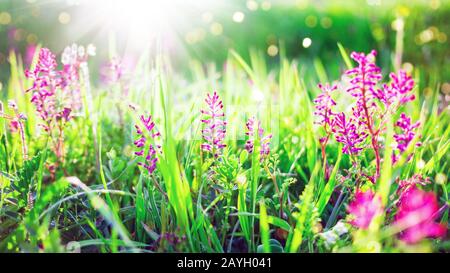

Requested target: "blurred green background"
[{"left": 0, "top": 0, "right": 449, "bottom": 91}]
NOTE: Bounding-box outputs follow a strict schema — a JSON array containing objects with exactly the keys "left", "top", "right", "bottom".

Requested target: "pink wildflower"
[
  {"left": 25, "top": 48, "right": 61, "bottom": 130},
  {"left": 397, "top": 174, "right": 430, "bottom": 204},
  {"left": 25, "top": 44, "right": 37, "bottom": 67},
  {"left": 245, "top": 117, "right": 272, "bottom": 161},
  {"left": 347, "top": 189, "right": 383, "bottom": 229},
  {"left": 332, "top": 112, "right": 367, "bottom": 155},
  {"left": 1, "top": 100, "right": 28, "bottom": 161},
  {"left": 346, "top": 50, "right": 382, "bottom": 100},
  {"left": 313, "top": 83, "right": 337, "bottom": 131},
  {"left": 101, "top": 57, "right": 123, "bottom": 85},
  {"left": 395, "top": 187, "right": 446, "bottom": 244},
  {"left": 201, "top": 92, "right": 227, "bottom": 158},
  {"left": 392, "top": 113, "right": 421, "bottom": 163},
  {"left": 25, "top": 47, "right": 82, "bottom": 168},
  {"left": 389, "top": 70, "right": 415, "bottom": 105},
  {"left": 345, "top": 50, "right": 383, "bottom": 177},
  {"left": 134, "top": 115, "right": 161, "bottom": 175}
]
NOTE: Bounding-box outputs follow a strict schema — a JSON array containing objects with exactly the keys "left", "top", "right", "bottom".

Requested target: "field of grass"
[{"left": 0, "top": 0, "right": 449, "bottom": 254}]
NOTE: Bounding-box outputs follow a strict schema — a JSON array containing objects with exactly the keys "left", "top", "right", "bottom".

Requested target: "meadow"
[{"left": 0, "top": 0, "right": 449, "bottom": 253}]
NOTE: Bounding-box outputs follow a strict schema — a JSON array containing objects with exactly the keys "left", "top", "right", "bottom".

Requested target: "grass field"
[{"left": 0, "top": 0, "right": 448, "bottom": 253}]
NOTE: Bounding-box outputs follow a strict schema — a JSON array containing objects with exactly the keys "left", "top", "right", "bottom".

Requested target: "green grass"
[{"left": 0, "top": 39, "right": 448, "bottom": 253}]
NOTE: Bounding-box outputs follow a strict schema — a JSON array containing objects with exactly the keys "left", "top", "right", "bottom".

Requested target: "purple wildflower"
[
  {"left": 245, "top": 117, "right": 272, "bottom": 161},
  {"left": 25, "top": 47, "right": 84, "bottom": 170},
  {"left": 346, "top": 50, "right": 382, "bottom": 100},
  {"left": 374, "top": 70, "right": 415, "bottom": 107},
  {"left": 25, "top": 44, "right": 37, "bottom": 67},
  {"left": 345, "top": 50, "right": 382, "bottom": 129},
  {"left": 25, "top": 48, "right": 60, "bottom": 132},
  {"left": 394, "top": 186, "right": 446, "bottom": 244},
  {"left": 101, "top": 57, "right": 123, "bottom": 85},
  {"left": 134, "top": 114, "right": 161, "bottom": 175},
  {"left": 313, "top": 83, "right": 337, "bottom": 134},
  {"left": 315, "top": 50, "right": 421, "bottom": 183},
  {"left": 332, "top": 112, "right": 367, "bottom": 155},
  {"left": 392, "top": 113, "right": 421, "bottom": 163},
  {"left": 0, "top": 100, "right": 28, "bottom": 161},
  {"left": 389, "top": 70, "right": 415, "bottom": 105},
  {"left": 347, "top": 189, "right": 383, "bottom": 229},
  {"left": 345, "top": 50, "right": 382, "bottom": 126},
  {"left": 345, "top": 50, "right": 383, "bottom": 176},
  {"left": 201, "top": 91, "right": 227, "bottom": 158},
  {"left": 397, "top": 174, "right": 430, "bottom": 205},
  {"left": 313, "top": 83, "right": 338, "bottom": 179}
]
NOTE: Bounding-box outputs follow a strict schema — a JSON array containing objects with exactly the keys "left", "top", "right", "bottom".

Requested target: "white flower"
[
  {"left": 87, "top": 44, "right": 96, "bottom": 56},
  {"left": 333, "top": 221, "right": 349, "bottom": 236},
  {"left": 78, "top": 45, "right": 85, "bottom": 58},
  {"left": 320, "top": 230, "right": 338, "bottom": 248},
  {"left": 61, "top": 44, "right": 78, "bottom": 65}
]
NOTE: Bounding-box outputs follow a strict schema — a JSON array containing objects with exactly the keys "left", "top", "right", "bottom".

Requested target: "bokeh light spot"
[
  {"left": 430, "top": 0, "right": 441, "bottom": 10},
  {"left": 26, "top": 33, "right": 38, "bottom": 44},
  {"left": 442, "top": 83, "right": 450, "bottom": 94},
  {"left": 202, "top": 12, "right": 213, "bottom": 23},
  {"left": 297, "top": 0, "right": 308, "bottom": 10},
  {"left": 267, "top": 44, "right": 278, "bottom": 56},
  {"left": 261, "top": 1, "right": 272, "bottom": 11},
  {"left": 302, "top": 37, "right": 312, "bottom": 48},
  {"left": 58, "top": 12, "right": 71, "bottom": 24},
  {"left": 185, "top": 28, "right": 206, "bottom": 44},
  {"left": 395, "top": 5, "right": 410, "bottom": 17},
  {"left": 391, "top": 18, "right": 404, "bottom": 31},
  {"left": 402, "top": 62, "right": 413, "bottom": 74},
  {"left": 232, "top": 11, "right": 245, "bottom": 23},
  {"left": 305, "top": 15, "right": 317, "bottom": 28},
  {"left": 0, "top": 12, "right": 12, "bottom": 25},
  {"left": 437, "top": 33, "right": 447, "bottom": 43},
  {"left": 247, "top": 0, "right": 258, "bottom": 11},
  {"left": 320, "top": 17, "right": 332, "bottom": 29},
  {"left": 210, "top": 22, "right": 223, "bottom": 36}
]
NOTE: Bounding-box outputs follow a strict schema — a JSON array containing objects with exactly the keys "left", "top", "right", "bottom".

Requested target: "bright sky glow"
[{"left": 72, "top": 0, "right": 220, "bottom": 55}]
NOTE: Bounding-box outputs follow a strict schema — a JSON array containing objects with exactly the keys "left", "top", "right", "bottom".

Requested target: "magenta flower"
[
  {"left": 374, "top": 70, "right": 415, "bottom": 107},
  {"left": 313, "top": 83, "right": 338, "bottom": 179},
  {"left": 201, "top": 91, "right": 227, "bottom": 158},
  {"left": 9, "top": 119, "right": 19, "bottom": 132},
  {"left": 393, "top": 113, "right": 421, "bottom": 163},
  {"left": 134, "top": 115, "right": 161, "bottom": 175},
  {"left": 346, "top": 50, "right": 382, "bottom": 98},
  {"left": 25, "top": 48, "right": 58, "bottom": 86},
  {"left": 315, "top": 50, "right": 421, "bottom": 183},
  {"left": 347, "top": 189, "right": 383, "bottom": 229},
  {"left": 344, "top": 50, "right": 384, "bottom": 176},
  {"left": 397, "top": 174, "right": 430, "bottom": 204},
  {"left": 25, "top": 46, "right": 93, "bottom": 169},
  {"left": 25, "top": 48, "right": 61, "bottom": 131},
  {"left": 389, "top": 70, "right": 415, "bottom": 105},
  {"left": 101, "top": 57, "right": 123, "bottom": 85},
  {"left": 245, "top": 117, "right": 272, "bottom": 161},
  {"left": 25, "top": 44, "right": 37, "bottom": 67},
  {"left": 313, "top": 83, "right": 337, "bottom": 133},
  {"left": 394, "top": 187, "right": 446, "bottom": 244},
  {"left": 26, "top": 48, "right": 75, "bottom": 131},
  {"left": 332, "top": 112, "right": 367, "bottom": 155}
]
